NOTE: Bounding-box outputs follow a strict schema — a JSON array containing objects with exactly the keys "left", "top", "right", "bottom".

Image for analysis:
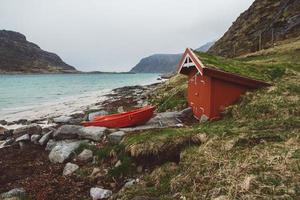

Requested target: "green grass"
[{"left": 117, "top": 41, "right": 300, "bottom": 199}]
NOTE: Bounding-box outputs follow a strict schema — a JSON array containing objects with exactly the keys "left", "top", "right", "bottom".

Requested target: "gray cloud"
[{"left": 0, "top": 0, "right": 254, "bottom": 71}]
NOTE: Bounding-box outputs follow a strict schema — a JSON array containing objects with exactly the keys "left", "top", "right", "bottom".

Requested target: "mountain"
[
  {"left": 209, "top": 0, "right": 300, "bottom": 57},
  {"left": 0, "top": 30, "right": 77, "bottom": 73},
  {"left": 129, "top": 54, "right": 182, "bottom": 73},
  {"left": 195, "top": 41, "right": 215, "bottom": 52}
]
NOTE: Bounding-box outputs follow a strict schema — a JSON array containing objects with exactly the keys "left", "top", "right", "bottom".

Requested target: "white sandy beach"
[{"left": 0, "top": 89, "right": 110, "bottom": 125}]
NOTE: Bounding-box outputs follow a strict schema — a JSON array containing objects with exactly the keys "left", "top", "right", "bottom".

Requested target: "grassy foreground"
[{"left": 117, "top": 39, "right": 300, "bottom": 199}]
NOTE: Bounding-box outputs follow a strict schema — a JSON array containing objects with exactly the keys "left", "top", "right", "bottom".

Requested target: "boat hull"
[{"left": 81, "top": 106, "right": 155, "bottom": 128}]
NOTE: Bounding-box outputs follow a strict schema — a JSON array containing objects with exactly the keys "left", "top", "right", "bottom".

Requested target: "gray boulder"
[
  {"left": 90, "top": 187, "right": 112, "bottom": 200},
  {"left": 88, "top": 110, "right": 108, "bottom": 121},
  {"left": 77, "top": 149, "right": 93, "bottom": 162},
  {"left": 63, "top": 162, "right": 79, "bottom": 176},
  {"left": 108, "top": 131, "right": 126, "bottom": 145},
  {"left": 31, "top": 134, "right": 41, "bottom": 144},
  {"left": 13, "top": 124, "right": 42, "bottom": 136},
  {"left": 39, "top": 131, "right": 52, "bottom": 146},
  {"left": 53, "top": 125, "right": 79, "bottom": 140},
  {"left": 178, "top": 107, "right": 193, "bottom": 118},
  {"left": 45, "top": 139, "right": 57, "bottom": 151},
  {"left": 49, "top": 140, "right": 87, "bottom": 163},
  {"left": 53, "top": 116, "right": 73, "bottom": 124},
  {"left": 0, "top": 120, "right": 7, "bottom": 125},
  {"left": 15, "top": 134, "right": 30, "bottom": 142},
  {"left": 0, "top": 188, "right": 26, "bottom": 199},
  {"left": 54, "top": 125, "right": 107, "bottom": 141},
  {"left": 120, "top": 111, "right": 181, "bottom": 132},
  {"left": 78, "top": 126, "right": 107, "bottom": 141}
]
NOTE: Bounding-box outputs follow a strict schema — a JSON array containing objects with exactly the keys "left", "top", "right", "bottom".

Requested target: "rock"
[
  {"left": 54, "top": 125, "right": 107, "bottom": 141},
  {"left": 0, "top": 120, "right": 7, "bottom": 125},
  {"left": 31, "top": 134, "right": 41, "bottom": 144},
  {"left": 199, "top": 114, "right": 209, "bottom": 123},
  {"left": 88, "top": 110, "right": 108, "bottom": 121},
  {"left": 63, "top": 162, "right": 79, "bottom": 176},
  {"left": 0, "top": 188, "right": 26, "bottom": 199},
  {"left": 117, "top": 106, "right": 124, "bottom": 113},
  {"left": 0, "top": 127, "right": 12, "bottom": 140},
  {"left": 53, "top": 116, "right": 73, "bottom": 124},
  {"left": 120, "top": 111, "right": 181, "bottom": 132},
  {"left": 53, "top": 125, "right": 79, "bottom": 140},
  {"left": 15, "top": 134, "right": 30, "bottom": 142},
  {"left": 0, "top": 138, "right": 14, "bottom": 148},
  {"left": 89, "top": 168, "right": 101, "bottom": 178},
  {"left": 49, "top": 140, "right": 87, "bottom": 163},
  {"left": 178, "top": 107, "right": 193, "bottom": 118},
  {"left": 124, "top": 179, "right": 139, "bottom": 188},
  {"left": 114, "top": 160, "right": 122, "bottom": 167},
  {"left": 108, "top": 131, "right": 126, "bottom": 145},
  {"left": 45, "top": 139, "right": 57, "bottom": 151},
  {"left": 39, "top": 131, "right": 52, "bottom": 146},
  {"left": 78, "top": 126, "right": 107, "bottom": 141},
  {"left": 14, "top": 119, "right": 28, "bottom": 125},
  {"left": 198, "top": 133, "right": 208, "bottom": 143},
  {"left": 90, "top": 187, "right": 112, "bottom": 200},
  {"left": 77, "top": 149, "right": 93, "bottom": 162},
  {"left": 13, "top": 124, "right": 42, "bottom": 136}
]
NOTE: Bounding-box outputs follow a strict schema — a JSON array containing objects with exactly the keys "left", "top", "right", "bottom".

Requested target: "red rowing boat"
[{"left": 81, "top": 106, "right": 156, "bottom": 128}]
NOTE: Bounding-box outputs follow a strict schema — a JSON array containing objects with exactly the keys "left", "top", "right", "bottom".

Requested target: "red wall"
[
  {"left": 210, "top": 78, "right": 249, "bottom": 118},
  {"left": 186, "top": 70, "right": 249, "bottom": 120},
  {"left": 187, "top": 68, "right": 211, "bottom": 119}
]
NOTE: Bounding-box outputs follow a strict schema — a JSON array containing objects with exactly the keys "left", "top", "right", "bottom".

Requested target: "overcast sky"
[{"left": 0, "top": 0, "right": 254, "bottom": 72}]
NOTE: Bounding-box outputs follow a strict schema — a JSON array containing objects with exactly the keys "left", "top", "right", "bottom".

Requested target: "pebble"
[
  {"left": 0, "top": 188, "right": 26, "bottom": 199},
  {"left": 90, "top": 187, "right": 112, "bottom": 200},
  {"left": 31, "top": 134, "right": 41, "bottom": 144},
  {"left": 77, "top": 149, "right": 93, "bottom": 162},
  {"left": 15, "top": 134, "right": 30, "bottom": 142},
  {"left": 39, "top": 131, "right": 52, "bottom": 146},
  {"left": 63, "top": 162, "right": 79, "bottom": 176}
]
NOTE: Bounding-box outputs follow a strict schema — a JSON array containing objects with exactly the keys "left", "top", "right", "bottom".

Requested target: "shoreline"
[{"left": 0, "top": 80, "right": 164, "bottom": 129}]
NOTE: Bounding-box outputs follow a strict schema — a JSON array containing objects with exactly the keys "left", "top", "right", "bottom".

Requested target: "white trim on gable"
[{"left": 178, "top": 48, "right": 204, "bottom": 76}]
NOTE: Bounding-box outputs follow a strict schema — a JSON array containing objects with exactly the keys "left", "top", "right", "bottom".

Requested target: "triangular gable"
[{"left": 177, "top": 48, "right": 205, "bottom": 75}]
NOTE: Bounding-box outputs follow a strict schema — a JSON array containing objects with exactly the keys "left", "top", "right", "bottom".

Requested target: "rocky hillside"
[
  {"left": 0, "top": 30, "right": 77, "bottom": 73},
  {"left": 209, "top": 0, "right": 300, "bottom": 57},
  {"left": 129, "top": 54, "right": 182, "bottom": 73}
]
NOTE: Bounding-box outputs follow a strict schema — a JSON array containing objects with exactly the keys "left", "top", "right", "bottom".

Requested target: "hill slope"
[
  {"left": 129, "top": 54, "right": 181, "bottom": 73},
  {"left": 209, "top": 0, "right": 300, "bottom": 57},
  {"left": 116, "top": 39, "right": 300, "bottom": 200},
  {"left": 0, "top": 30, "right": 77, "bottom": 73}
]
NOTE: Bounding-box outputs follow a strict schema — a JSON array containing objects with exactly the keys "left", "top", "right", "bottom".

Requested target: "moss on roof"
[{"left": 193, "top": 50, "right": 282, "bottom": 82}]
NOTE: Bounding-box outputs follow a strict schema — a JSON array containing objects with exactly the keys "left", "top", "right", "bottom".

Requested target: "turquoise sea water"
[{"left": 0, "top": 73, "right": 159, "bottom": 112}]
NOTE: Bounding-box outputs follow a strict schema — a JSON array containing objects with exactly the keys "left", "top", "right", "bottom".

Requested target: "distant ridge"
[
  {"left": 129, "top": 42, "right": 214, "bottom": 73},
  {"left": 195, "top": 41, "right": 215, "bottom": 52},
  {"left": 0, "top": 30, "right": 77, "bottom": 73},
  {"left": 129, "top": 54, "right": 182, "bottom": 73}
]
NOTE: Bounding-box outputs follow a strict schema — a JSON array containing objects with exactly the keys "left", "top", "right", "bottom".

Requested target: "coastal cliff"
[{"left": 0, "top": 30, "right": 77, "bottom": 73}]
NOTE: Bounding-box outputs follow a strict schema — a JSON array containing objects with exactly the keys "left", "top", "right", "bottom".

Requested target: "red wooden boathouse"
[{"left": 178, "top": 48, "right": 270, "bottom": 120}]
